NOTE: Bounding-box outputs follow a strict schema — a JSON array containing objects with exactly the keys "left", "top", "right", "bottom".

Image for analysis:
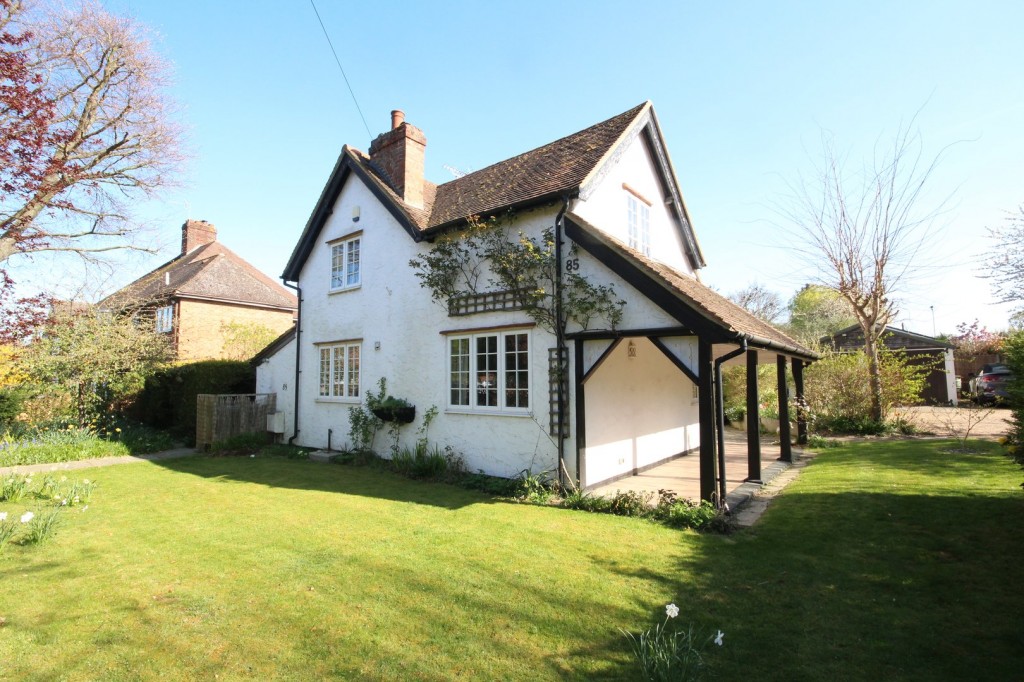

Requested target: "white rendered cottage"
[{"left": 256, "top": 103, "right": 816, "bottom": 504}]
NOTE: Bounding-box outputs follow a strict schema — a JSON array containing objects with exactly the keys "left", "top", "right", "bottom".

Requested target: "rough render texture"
[{"left": 175, "top": 299, "right": 296, "bottom": 361}]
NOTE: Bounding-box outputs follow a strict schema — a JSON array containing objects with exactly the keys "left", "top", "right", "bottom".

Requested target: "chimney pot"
[
  {"left": 181, "top": 219, "right": 217, "bottom": 255},
  {"left": 391, "top": 110, "right": 405, "bottom": 130}
]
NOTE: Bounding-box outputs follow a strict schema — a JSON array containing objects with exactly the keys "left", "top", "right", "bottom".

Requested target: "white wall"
[
  {"left": 583, "top": 336, "right": 699, "bottom": 487},
  {"left": 293, "top": 177, "right": 563, "bottom": 478},
  {"left": 255, "top": 335, "right": 296, "bottom": 440},
  {"left": 572, "top": 129, "right": 697, "bottom": 276}
]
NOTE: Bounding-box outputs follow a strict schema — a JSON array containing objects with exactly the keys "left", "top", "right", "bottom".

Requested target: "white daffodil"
[
  {"left": 20, "top": 511, "right": 34, "bottom": 523},
  {"left": 0, "top": 512, "right": 7, "bottom": 521},
  {"left": 665, "top": 603, "right": 679, "bottom": 619},
  {"left": 714, "top": 630, "right": 724, "bottom": 646}
]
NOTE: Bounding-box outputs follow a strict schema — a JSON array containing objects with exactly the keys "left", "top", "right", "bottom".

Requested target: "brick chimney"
[
  {"left": 181, "top": 219, "right": 216, "bottom": 254},
  {"left": 368, "top": 109, "right": 427, "bottom": 208}
]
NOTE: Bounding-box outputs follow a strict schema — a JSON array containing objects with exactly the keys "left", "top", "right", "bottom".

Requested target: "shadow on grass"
[
  {"left": 587, "top": 446, "right": 1024, "bottom": 681},
  {"left": 148, "top": 454, "right": 497, "bottom": 510}
]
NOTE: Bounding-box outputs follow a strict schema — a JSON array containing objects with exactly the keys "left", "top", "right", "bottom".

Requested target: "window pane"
[
  {"left": 332, "top": 346, "right": 345, "bottom": 397},
  {"left": 640, "top": 204, "right": 651, "bottom": 256},
  {"left": 347, "top": 345, "right": 360, "bottom": 397},
  {"left": 627, "top": 195, "right": 638, "bottom": 250},
  {"left": 504, "top": 333, "right": 529, "bottom": 408},
  {"left": 319, "top": 348, "right": 331, "bottom": 396},
  {"left": 346, "top": 238, "right": 360, "bottom": 286},
  {"left": 475, "top": 335, "right": 498, "bottom": 407},
  {"left": 331, "top": 244, "right": 345, "bottom": 289},
  {"left": 450, "top": 338, "right": 470, "bottom": 405}
]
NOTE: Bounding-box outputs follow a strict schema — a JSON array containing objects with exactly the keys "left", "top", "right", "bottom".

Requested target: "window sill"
[
  {"left": 445, "top": 408, "right": 533, "bottom": 418},
  {"left": 329, "top": 285, "right": 361, "bottom": 296},
  {"left": 316, "top": 397, "right": 361, "bottom": 404}
]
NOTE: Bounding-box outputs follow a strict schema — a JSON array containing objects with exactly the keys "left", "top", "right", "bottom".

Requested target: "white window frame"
[
  {"left": 447, "top": 329, "right": 531, "bottom": 415},
  {"left": 626, "top": 193, "right": 651, "bottom": 256},
  {"left": 155, "top": 305, "right": 173, "bottom": 333},
  {"left": 317, "top": 341, "right": 361, "bottom": 401},
  {"left": 330, "top": 236, "right": 361, "bottom": 291}
]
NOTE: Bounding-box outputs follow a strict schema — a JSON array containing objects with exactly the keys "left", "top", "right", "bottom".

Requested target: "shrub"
[
  {"left": 1001, "top": 330, "right": 1024, "bottom": 467},
  {"left": 511, "top": 470, "right": 556, "bottom": 503},
  {"left": 392, "top": 442, "right": 449, "bottom": 479},
  {"left": 608, "top": 489, "right": 654, "bottom": 517},
  {"left": 0, "top": 385, "right": 31, "bottom": 428}
]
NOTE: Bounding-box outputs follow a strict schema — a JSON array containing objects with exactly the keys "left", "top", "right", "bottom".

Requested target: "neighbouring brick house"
[{"left": 102, "top": 220, "right": 297, "bottom": 361}]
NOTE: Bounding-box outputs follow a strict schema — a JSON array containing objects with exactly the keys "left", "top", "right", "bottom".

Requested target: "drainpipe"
[
  {"left": 714, "top": 341, "right": 747, "bottom": 508},
  {"left": 283, "top": 281, "right": 302, "bottom": 445},
  {"left": 554, "top": 196, "right": 569, "bottom": 488}
]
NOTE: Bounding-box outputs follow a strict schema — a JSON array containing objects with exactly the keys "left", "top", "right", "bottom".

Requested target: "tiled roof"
[
  {"left": 566, "top": 213, "right": 817, "bottom": 358},
  {"left": 352, "top": 102, "right": 649, "bottom": 233},
  {"left": 102, "top": 241, "right": 298, "bottom": 311}
]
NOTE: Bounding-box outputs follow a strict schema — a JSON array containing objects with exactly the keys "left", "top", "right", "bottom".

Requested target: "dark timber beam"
[
  {"left": 792, "top": 358, "right": 807, "bottom": 445},
  {"left": 777, "top": 354, "right": 792, "bottom": 463},
  {"left": 574, "top": 340, "right": 587, "bottom": 488},
  {"left": 649, "top": 336, "right": 700, "bottom": 385},
  {"left": 698, "top": 339, "right": 717, "bottom": 503},
  {"left": 746, "top": 349, "right": 762, "bottom": 482}
]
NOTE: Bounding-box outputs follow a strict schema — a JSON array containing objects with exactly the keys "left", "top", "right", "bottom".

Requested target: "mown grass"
[{"left": 0, "top": 438, "right": 1020, "bottom": 680}]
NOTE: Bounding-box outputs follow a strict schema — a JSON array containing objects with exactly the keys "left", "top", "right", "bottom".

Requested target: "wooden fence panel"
[{"left": 196, "top": 393, "right": 277, "bottom": 449}]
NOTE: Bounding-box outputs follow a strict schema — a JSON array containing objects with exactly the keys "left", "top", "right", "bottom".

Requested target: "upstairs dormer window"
[
  {"left": 330, "top": 233, "right": 361, "bottom": 291},
  {"left": 626, "top": 190, "right": 651, "bottom": 256},
  {"left": 155, "top": 305, "right": 173, "bottom": 333}
]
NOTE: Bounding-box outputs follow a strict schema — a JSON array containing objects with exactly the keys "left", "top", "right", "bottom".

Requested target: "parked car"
[{"left": 968, "top": 364, "right": 1013, "bottom": 405}]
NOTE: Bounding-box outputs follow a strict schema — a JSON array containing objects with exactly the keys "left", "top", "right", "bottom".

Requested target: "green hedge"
[{"left": 131, "top": 360, "right": 255, "bottom": 443}]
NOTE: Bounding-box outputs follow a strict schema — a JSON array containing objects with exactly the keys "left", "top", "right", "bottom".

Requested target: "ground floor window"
[
  {"left": 318, "top": 341, "right": 360, "bottom": 399},
  {"left": 448, "top": 330, "right": 529, "bottom": 413}
]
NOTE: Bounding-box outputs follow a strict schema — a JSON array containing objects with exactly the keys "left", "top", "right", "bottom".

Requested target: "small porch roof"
[{"left": 564, "top": 213, "right": 818, "bottom": 362}]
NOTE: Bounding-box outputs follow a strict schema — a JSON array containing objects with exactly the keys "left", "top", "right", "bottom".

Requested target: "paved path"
[{"left": 0, "top": 447, "right": 198, "bottom": 477}]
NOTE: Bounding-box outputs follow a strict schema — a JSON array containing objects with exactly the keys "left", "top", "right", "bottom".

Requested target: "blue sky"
[{"left": 16, "top": 0, "right": 1023, "bottom": 334}]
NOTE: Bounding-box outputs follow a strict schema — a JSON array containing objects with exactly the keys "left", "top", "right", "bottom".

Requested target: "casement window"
[
  {"left": 318, "top": 342, "right": 361, "bottom": 399},
  {"left": 448, "top": 330, "right": 530, "bottom": 413},
  {"left": 330, "top": 236, "right": 361, "bottom": 291},
  {"left": 626, "top": 193, "right": 651, "bottom": 256},
  {"left": 155, "top": 305, "right": 173, "bottom": 333}
]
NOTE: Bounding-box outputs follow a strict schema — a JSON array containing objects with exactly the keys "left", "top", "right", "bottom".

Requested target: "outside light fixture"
[{"left": 627, "top": 340, "right": 637, "bottom": 359}]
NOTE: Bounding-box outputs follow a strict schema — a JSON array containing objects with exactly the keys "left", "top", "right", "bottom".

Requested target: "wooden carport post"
[
  {"left": 792, "top": 358, "right": 807, "bottom": 445},
  {"left": 777, "top": 354, "right": 792, "bottom": 463},
  {"left": 698, "top": 339, "right": 717, "bottom": 502},
  {"left": 745, "top": 349, "right": 762, "bottom": 482}
]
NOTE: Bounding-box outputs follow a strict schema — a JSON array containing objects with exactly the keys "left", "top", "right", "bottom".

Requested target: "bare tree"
[
  {"left": 780, "top": 125, "right": 947, "bottom": 422},
  {"left": 728, "top": 282, "right": 785, "bottom": 323},
  {"left": 986, "top": 205, "right": 1024, "bottom": 315},
  {"left": 0, "top": 0, "right": 183, "bottom": 268}
]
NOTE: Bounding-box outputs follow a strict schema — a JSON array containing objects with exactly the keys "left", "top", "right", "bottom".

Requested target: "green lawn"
[{"left": 1, "top": 439, "right": 1021, "bottom": 680}]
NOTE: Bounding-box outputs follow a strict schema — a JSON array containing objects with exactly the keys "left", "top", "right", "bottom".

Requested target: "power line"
[{"left": 309, "top": 0, "right": 373, "bottom": 141}]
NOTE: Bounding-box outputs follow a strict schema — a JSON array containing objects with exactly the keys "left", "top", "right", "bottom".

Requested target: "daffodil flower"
[
  {"left": 714, "top": 630, "right": 724, "bottom": 646},
  {"left": 20, "top": 511, "right": 34, "bottom": 523},
  {"left": 665, "top": 603, "right": 679, "bottom": 619}
]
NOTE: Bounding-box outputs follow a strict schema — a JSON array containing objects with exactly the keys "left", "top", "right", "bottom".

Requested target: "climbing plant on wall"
[{"left": 409, "top": 213, "right": 625, "bottom": 333}]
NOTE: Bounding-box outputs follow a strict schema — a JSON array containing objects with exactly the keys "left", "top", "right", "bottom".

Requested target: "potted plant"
[{"left": 371, "top": 396, "right": 416, "bottom": 424}]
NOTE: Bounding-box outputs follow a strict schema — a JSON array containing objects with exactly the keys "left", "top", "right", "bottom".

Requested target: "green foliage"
[
  {"left": 804, "top": 346, "right": 930, "bottom": 433},
  {"left": 608, "top": 489, "right": 654, "bottom": 517},
  {"left": 132, "top": 360, "right": 255, "bottom": 442},
  {"left": 0, "top": 385, "right": 31, "bottom": 428},
  {"left": 410, "top": 214, "right": 625, "bottom": 332},
  {"left": 210, "top": 432, "right": 271, "bottom": 454},
  {"left": 219, "top": 321, "right": 282, "bottom": 361},
  {"left": 348, "top": 377, "right": 385, "bottom": 452},
  {"left": 0, "top": 517, "right": 16, "bottom": 552},
  {"left": 623, "top": 608, "right": 722, "bottom": 682},
  {"left": 1000, "top": 330, "right": 1024, "bottom": 466},
  {"left": 21, "top": 308, "right": 172, "bottom": 423},
  {"left": 510, "top": 469, "right": 556, "bottom": 503},
  {"left": 786, "top": 284, "right": 855, "bottom": 345},
  {"left": 391, "top": 442, "right": 451, "bottom": 479},
  {"left": 19, "top": 507, "right": 62, "bottom": 545},
  {"left": 0, "top": 473, "right": 30, "bottom": 501},
  {"left": 0, "top": 422, "right": 171, "bottom": 466}
]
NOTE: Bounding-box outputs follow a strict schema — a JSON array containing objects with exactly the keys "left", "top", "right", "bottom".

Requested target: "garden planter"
[
  {"left": 372, "top": 405, "right": 416, "bottom": 424},
  {"left": 760, "top": 417, "right": 780, "bottom": 434}
]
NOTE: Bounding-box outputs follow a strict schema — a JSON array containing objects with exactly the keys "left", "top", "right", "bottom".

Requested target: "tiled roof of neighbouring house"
[{"left": 101, "top": 241, "right": 298, "bottom": 312}]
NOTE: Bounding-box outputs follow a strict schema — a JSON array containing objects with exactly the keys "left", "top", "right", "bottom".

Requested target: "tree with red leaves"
[{"left": 0, "top": 0, "right": 182, "bottom": 270}]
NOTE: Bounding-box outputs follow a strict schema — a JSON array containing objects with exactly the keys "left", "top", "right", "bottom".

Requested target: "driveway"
[{"left": 899, "top": 405, "right": 1012, "bottom": 440}]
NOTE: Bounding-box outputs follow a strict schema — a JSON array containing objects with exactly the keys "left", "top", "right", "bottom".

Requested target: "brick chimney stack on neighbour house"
[
  {"left": 368, "top": 109, "right": 427, "bottom": 208},
  {"left": 181, "top": 219, "right": 217, "bottom": 254}
]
